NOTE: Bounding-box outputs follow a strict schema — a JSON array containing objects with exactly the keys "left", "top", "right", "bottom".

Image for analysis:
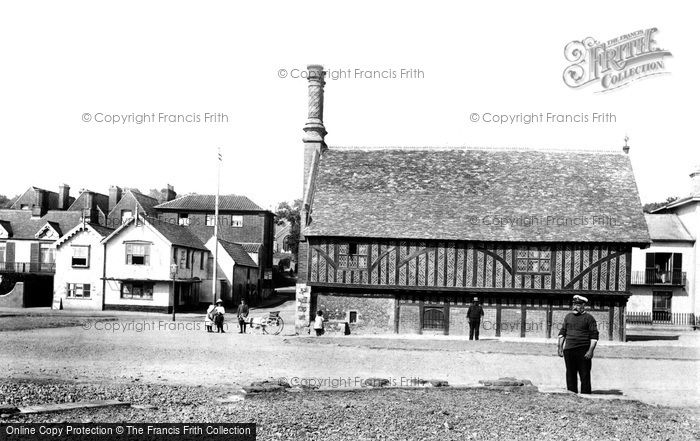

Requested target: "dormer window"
[{"left": 338, "top": 243, "right": 368, "bottom": 269}]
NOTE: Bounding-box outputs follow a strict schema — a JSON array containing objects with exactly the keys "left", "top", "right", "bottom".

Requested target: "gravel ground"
[{"left": 1, "top": 380, "right": 698, "bottom": 440}]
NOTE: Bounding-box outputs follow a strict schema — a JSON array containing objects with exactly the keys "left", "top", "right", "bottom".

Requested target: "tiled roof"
[
  {"left": 155, "top": 194, "right": 266, "bottom": 212},
  {"left": 219, "top": 240, "right": 258, "bottom": 267},
  {"left": 67, "top": 191, "right": 110, "bottom": 214},
  {"left": 240, "top": 243, "right": 262, "bottom": 253},
  {"left": 0, "top": 209, "right": 83, "bottom": 240},
  {"left": 304, "top": 148, "right": 651, "bottom": 244},
  {"left": 0, "top": 220, "right": 12, "bottom": 236},
  {"left": 145, "top": 217, "right": 208, "bottom": 250},
  {"left": 130, "top": 191, "right": 160, "bottom": 216},
  {"left": 90, "top": 224, "right": 116, "bottom": 237},
  {"left": 644, "top": 214, "right": 694, "bottom": 242},
  {"left": 651, "top": 195, "right": 700, "bottom": 213}
]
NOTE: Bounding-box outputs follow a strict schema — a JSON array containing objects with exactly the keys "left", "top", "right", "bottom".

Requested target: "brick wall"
[
  {"left": 500, "top": 308, "right": 522, "bottom": 337},
  {"left": 316, "top": 293, "right": 395, "bottom": 334},
  {"left": 526, "top": 310, "right": 547, "bottom": 338},
  {"left": 448, "top": 306, "right": 469, "bottom": 336},
  {"left": 398, "top": 304, "right": 420, "bottom": 334}
]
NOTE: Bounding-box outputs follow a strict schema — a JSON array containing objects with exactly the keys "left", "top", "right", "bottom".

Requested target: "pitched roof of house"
[
  {"left": 651, "top": 195, "right": 700, "bottom": 213},
  {"left": 9, "top": 186, "right": 69, "bottom": 210},
  {"left": 146, "top": 217, "right": 208, "bottom": 250},
  {"left": 155, "top": 194, "right": 266, "bottom": 212},
  {"left": 67, "top": 191, "right": 110, "bottom": 214},
  {"left": 55, "top": 222, "right": 115, "bottom": 248},
  {"left": 644, "top": 214, "right": 694, "bottom": 242},
  {"left": 0, "top": 209, "right": 83, "bottom": 240},
  {"left": 130, "top": 191, "right": 160, "bottom": 216},
  {"left": 240, "top": 243, "right": 262, "bottom": 254},
  {"left": 102, "top": 216, "right": 208, "bottom": 250},
  {"left": 303, "top": 148, "right": 651, "bottom": 244},
  {"left": 219, "top": 240, "right": 258, "bottom": 267}
]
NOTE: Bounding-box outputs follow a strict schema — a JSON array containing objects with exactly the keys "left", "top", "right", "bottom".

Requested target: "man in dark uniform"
[
  {"left": 466, "top": 297, "right": 484, "bottom": 340},
  {"left": 557, "top": 295, "right": 599, "bottom": 394}
]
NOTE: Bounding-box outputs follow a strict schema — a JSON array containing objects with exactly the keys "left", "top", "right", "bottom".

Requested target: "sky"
[{"left": 0, "top": 1, "right": 697, "bottom": 211}]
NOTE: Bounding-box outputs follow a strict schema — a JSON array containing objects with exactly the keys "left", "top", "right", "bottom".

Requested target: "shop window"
[{"left": 120, "top": 282, "right": 154, "bottom": 300}]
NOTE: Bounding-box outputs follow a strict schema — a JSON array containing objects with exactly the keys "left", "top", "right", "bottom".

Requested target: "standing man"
[
  {"left": 237, "top": 298, "right": 250, "bottom": 334},
  {"left": 467, "top": 297, "right": 484, "bottom": 340},
  {"left": 558, "top": 295, "right": 599, "bottom": 394}
]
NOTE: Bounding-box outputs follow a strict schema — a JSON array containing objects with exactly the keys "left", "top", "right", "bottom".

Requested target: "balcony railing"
[
  {"left": 627, "top": 311, "right": 698, "bottom": 326},
  {"left": 0, "top": 262, "right": 56, "bottom": 274},
  {"left": 630, "top": 270, "right": 686, "bottom": 286}
]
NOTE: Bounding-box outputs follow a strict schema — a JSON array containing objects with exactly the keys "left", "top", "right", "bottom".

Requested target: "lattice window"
[
  {"left": 423, "top": 307, "right": 445, "bottom": 330},
  {"left": 338, "top": 243, "right": 368, "bottom": 269},
  {"left": 516, "top": 246, "right": 551, "bottom": 274}
]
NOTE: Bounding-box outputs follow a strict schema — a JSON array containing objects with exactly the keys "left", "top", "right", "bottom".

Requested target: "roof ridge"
[{"left": 330, "top": 145, "right": 626, "bottom": 154}]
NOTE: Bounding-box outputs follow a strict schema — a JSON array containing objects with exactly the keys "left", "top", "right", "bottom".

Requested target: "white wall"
[
  {"left": 53, "top": 228, "right": 104, "bottom": 310},
  {"left": 673, "top": 203, "right": 699, "bottom": 314}
]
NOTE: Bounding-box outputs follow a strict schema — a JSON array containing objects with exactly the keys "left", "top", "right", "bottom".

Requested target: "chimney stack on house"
[
  {"left": 109, "top": 185, "right": 122, "bottom": 212},
  {"left": 161, "top": 184, "right": 176, "bottom": 203},
  {"left": 302, "top": 64, "right": 328, "bottom": 202},
  {"left": 31, "top": 188, "right": 48, "bottom": 218},
  {"left": 691, "top": 166, "right": 700, "bottom": 197},
  {"left": 83, "top": 190, "right": 98, "bottom": 223},
  {"left": 58, "top": 184, "right": 71, "bottom": 210}
]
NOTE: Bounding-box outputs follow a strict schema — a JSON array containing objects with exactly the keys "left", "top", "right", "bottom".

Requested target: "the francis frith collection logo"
[{"left": 563, "top": 28, "right": 672, "bottom": 92}]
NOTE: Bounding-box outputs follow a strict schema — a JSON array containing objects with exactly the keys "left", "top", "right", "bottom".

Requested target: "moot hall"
[{"left": 295, "top": 65, "right": 651, "bottom": 340}]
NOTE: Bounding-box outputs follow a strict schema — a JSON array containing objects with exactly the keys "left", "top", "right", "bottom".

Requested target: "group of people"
[
  {"left": 204, "top": 298, "right": 251, "bottom": 334},
  {"left": 466, "top": 294, "right": 599, "bottom": 394}
]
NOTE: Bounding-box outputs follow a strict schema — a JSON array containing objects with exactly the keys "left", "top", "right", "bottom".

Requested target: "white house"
[
  {"left": 52, "top": 223, "right": 114, "bottom": 310},
  {"left": 629, "top": 167, "right": 700, "bottom": 325},
  {"left": 101, "top": 216, "right": 210, "bottom": 313}
]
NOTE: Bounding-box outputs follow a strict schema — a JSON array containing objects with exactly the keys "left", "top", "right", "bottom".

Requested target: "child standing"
[
  {"left": 204, "top": 302, "right": 215, "bottom": 332},
  {"left": 313, "top": 310, "right": 325, "bottom": 336}
]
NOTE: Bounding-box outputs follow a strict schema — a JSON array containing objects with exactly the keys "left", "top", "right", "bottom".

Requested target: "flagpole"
[{"left": 212, "top": 147, "right": 221, "bottom": 305}]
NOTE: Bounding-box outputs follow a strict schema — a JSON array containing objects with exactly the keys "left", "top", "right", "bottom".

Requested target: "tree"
[
  {"left": 275, "top": 199, "right": 302, "bottom": 256},
  {"left": 643, "top": 196, "right": 678, "bottom": 213},
  {"left": 0, "top": 194, "right": 18, "bottom": 208}
]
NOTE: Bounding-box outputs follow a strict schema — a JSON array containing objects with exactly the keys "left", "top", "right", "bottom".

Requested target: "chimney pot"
[
  {"left": 33, "top": 189, "right": 48, "bottom": 217},
  {"left": 303, "top": 64, "right": 327, "bottom": 143}
]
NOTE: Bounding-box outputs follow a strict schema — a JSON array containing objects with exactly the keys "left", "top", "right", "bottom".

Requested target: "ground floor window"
[
  {"left": 423, "top": 307, "right": 445, "bottom": 330},
  {"left": 652, "top": 291, "right": 672, "bottom": 321},
  {"left": 67, "top": 283, "right": 91, "bottom": 298},
  {"left": 121, "top": 282, "right": 154, "bottom": 300}
]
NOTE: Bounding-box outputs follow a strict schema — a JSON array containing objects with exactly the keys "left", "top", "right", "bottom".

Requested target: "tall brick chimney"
[
  {"left": 58, "top": 184, "right": 71, "bottom": 210},
  {"left": 161, "top": 184, "right": 176, "bottom": 203},
  {"left": 302, "top": 64, "right": 327, "bottom": 200},
  {"left": 691, "top": 166, "right": 700, "bottom": 197},
  {"left": 31, "top": 189, "right": 48, "bottom": 218},
  {"left": 83, "top": 191, "right": 98, "bottom": 223},
  {"left": 109, "top": 185, "right": 122, "bottom": 213}
]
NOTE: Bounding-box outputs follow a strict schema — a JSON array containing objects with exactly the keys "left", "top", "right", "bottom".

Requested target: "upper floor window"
[
  {"left": 40, "top": 244, "right": 55, "bottom": 264},
  {"left": 71, "top": 245, "right": 90, "bottom": 268},
  {"left": 282, "top": 236, "right": 291, "bottom": 252},
  {"left": 20, "top": 204, "right": 29, "bottom": 210},
  {"left": 338, "top": 243, "right": 368, "bottom": 269},
  {"left": 0, "top": 244, "right": 5, "bottom": 263},
  {"left": 125, "top": 242, "right": 150, "bottom": 265},
  {"left": 516, "top": 246, "right": 551, "bottom": 274},
  {"left": 231, "top": 215, "right": 243, "bottom": 228},
  {"left": 205, "top": 214, "right": 216, "bottom": 226},
  {"left": 178, "top": 214, "right": 190, "bottom": 226}
]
